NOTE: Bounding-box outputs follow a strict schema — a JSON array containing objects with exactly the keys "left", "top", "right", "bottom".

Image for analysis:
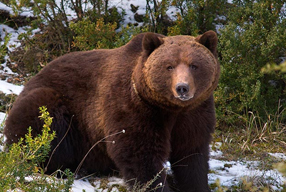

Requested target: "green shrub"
[
  {"left": 70, "top": 18, "right": 118, "bottom": 50},
  {"left": 8, "top": 0, "right": 73, "bottom": 75},
  {"left": 0, "top": 106, "right": 74, "bottom": 191},
  {"left": 7, "top": 0, "right": 126, "bottom": 75},
  {"left": 216, "top": 1, "right": 286, "bottom": 128},
  {"left": 70, "top": 17, "right": 149, "bottom": 50}
]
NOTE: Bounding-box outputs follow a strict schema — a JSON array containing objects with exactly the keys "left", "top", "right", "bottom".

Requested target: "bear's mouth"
[{"left": 175, "top": 94, "right": 193, "bottom": 101}]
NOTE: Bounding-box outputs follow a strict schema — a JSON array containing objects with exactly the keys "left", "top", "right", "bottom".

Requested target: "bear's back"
[{"left": 21, "top": 33, "right": 149, "bottom": 98}]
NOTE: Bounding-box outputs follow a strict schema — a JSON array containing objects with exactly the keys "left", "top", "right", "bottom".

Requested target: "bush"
[
  {"left": 70, "top": 17, "right": 149, "bottom": 50},
  {"left": 8, "top": 0, "right": 124, "bottom": 75},
  {"left": 0, "top": 106, "right": 74, "bottom": 191},
  {"left": 70, "top": 18, "right": 118, "bottom": 50},
  {"left": 216, "top": 1, "right": 286, "bottom": 128}
]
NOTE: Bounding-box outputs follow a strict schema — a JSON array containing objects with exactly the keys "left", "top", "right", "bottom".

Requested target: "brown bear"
[{"left": 4, "top": 31, "right": 220, "bottom": 192}]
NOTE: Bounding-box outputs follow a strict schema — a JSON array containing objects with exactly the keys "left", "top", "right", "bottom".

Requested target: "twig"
[
  {"left": 75, "top": 129, "right": 125, "bottom": 176},
  {"left": 44, "top": 115, "right": 74, "bottom": 172}
]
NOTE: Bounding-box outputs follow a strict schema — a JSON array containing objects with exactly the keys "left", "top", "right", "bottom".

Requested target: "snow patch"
[
  {"left": 109, "top": 0, "right": 178, "bottom": 26},
  {"left": 210, "top": 142, "right": 223, "bottom": 157},
  {"left": 72, "top": 177, "right": 124, "bottom": 192},
  {"left": 269, "top": 153, "right": 286, "bottom": 160},
  {"left": 0, "top": 2, "right": 13, "bottom": 14},
  {"left": 0, "top": 24, "right": 37, "bottom": 52},
  {"left": 72, "top": 180, "right": 97, "bottom": 192},
  {"left": 0, "top": 112, "right": 6, "bottom": 124},
  {"left": 110, "top": 0, "right": 147, "bottom": 25},
  {"left": 0, "top": 80, "right": 23, "bottom": 95},
  {"left": 209, "top": 155, "right": 286, "bottom": 189},
  {"left": 0, "top": 2, "right": 33, "bottom": 17}
]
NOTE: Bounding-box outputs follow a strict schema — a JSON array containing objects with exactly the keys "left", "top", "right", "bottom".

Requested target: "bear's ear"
[
  {"left": 142, "top": 32, "right": 164, "bottom": 56},
  {"left": 195, "top": 30, "right": 218, "bottom": 58}
]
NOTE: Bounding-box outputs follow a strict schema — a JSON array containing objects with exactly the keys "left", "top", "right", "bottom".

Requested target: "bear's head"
[{"left": 132, "top": 31, "right": 220, "bottom": 110}]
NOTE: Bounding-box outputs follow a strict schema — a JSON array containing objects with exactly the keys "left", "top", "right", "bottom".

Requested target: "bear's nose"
[{"left": 176, "top": 83, "right": 189, "bottom": 95}]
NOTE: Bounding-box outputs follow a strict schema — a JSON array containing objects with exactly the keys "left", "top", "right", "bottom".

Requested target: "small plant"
[
  {"left": 24, "top": 106, "right": 55, "bottom": 164},
  {"left": 0, "top": 106, "right": 74, "bottom": 191},
  {"left": 129, "top": 168, "right": 166, "bottom": 192},
  {"left": 0, "top": 33, "right": 11, "bottom": 63},
  {"left": 210, "top": 179, "right": 227, "bottom": 192}
]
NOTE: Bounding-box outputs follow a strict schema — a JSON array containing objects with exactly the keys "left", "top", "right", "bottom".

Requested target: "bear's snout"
[
  {"left": 176, "top": 83, "right": 189, "bottom": 96},
  {"left": 171, "top": 63, "right": 196, "bottom": 102},
  {"left": 174, "top": 82, "right": 194, "bottom": 101}
]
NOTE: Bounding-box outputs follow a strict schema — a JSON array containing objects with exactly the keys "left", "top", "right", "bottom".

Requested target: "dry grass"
[{"left": 216, "top": 102, "right": 286, "bottom": 161}]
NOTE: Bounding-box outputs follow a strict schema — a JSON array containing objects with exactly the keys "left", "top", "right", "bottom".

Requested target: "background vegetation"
[{"left": 0, "top": 0, "right": 286, "bottom": 191}]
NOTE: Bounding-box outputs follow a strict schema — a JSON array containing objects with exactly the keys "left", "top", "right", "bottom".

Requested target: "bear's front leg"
[
  {"left": 106, "top": 126, "right": 171, "bottom": 192},
  {"left": 169, "top": 97, "right": 215, "bottom": 192},
  {"left": 170, "top": 142, "right": 210, "bottom": 192}
]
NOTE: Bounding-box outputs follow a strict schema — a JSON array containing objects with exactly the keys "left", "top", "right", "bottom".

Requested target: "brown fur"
[{"left": 4, "top": 31, "right": 220, "bottom": 192}]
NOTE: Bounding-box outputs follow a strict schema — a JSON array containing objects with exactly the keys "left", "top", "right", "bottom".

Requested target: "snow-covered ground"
[
  {"left": 209, "top": 145, "right": 286, "bottom": 190},
  {"left": 1, "top": 0, "right": 286, "bottom": 191},
  {"left": 0, "top": 80, "right": 23, "bottom": 95}
]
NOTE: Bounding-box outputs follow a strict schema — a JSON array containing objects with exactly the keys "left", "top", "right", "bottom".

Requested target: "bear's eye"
[
  {"left": 190, "top": 65, "right": 198, "bottom": 70},
  {"left": 167, "top": 66, "right": 174, "bottom": 71}
]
